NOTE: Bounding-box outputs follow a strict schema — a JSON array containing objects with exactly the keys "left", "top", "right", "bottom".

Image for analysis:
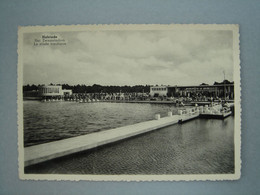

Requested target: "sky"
[{"left": 23, "top": 29, "right": 234, "bottom": 86}]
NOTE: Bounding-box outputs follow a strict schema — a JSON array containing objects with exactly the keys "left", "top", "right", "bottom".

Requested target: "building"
[
  {"left": 150, "top": 86, "right": 168, "bottom": 97},
  {"left": 38, "top": 85, "right": 72, "bottom": 98},
  {"left": 150, "top": 82, "right": 234, "bottom": 99}
]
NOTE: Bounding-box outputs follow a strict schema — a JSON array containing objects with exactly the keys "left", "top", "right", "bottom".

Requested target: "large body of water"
[
  {"left": 24, "top": 101, "right": 234, "bottom": 174},
  {"left": 23, "top": 101, "right": 178, "bottom": 147}
]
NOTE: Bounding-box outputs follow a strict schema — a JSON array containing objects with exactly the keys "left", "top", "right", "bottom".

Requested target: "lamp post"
[{"left": 223, "top": 71, "right": 226, "bottom": 100}]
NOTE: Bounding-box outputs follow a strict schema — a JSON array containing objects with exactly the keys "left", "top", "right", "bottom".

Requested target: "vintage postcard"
[{"left": 17, "top": 24, "right": 241, "bottom": 181}]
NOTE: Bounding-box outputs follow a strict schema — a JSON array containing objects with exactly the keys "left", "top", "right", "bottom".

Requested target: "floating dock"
[{"left": 24, "top": 112, "right": 199, "bottom": 167}]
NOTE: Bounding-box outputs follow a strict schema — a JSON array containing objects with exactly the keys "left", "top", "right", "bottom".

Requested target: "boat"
[{"left": 200, "top": 104, "right": 232, "bottom": 119}]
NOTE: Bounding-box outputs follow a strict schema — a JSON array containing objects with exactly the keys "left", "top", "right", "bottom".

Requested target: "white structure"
[
  {"left": 38, "top": 85, "right": 72, "bottom": 97},
  {"left": 150, "top": 86, "right": 168, "bottom": 97}
]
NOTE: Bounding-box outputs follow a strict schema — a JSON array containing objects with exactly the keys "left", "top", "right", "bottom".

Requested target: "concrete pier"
[{"left": 24, "top": 112, "right": 199, "bottom": 167}]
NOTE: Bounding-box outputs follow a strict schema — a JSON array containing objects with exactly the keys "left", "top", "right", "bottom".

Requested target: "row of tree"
[{"left": 23, "top": 84, "right": 151, "bottom": 93}]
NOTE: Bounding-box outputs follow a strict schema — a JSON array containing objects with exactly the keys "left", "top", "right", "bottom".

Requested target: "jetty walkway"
[{"left": 24, "top": 111, "right": 199, "bottom": 167}]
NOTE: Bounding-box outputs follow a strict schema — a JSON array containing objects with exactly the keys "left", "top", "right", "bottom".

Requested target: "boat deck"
[{"left": 200, "top": 112, "right": 232, "bottom": 119}]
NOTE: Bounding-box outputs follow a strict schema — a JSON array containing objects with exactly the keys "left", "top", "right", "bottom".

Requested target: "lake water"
[
  {"left": 24, "top": 101, "right": 234, "bottom": 174},
  {"left": 23, "top": 101, "right": 178, "bottom": 147}
]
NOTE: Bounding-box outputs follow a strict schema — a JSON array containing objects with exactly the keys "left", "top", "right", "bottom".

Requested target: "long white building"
[
  {"left": 149, "top": 82, "right": 234, "bottom": 99},
  {"left": 38, "top": 85, "right": 72, "bottom": 97},
  {"left": 150, "top": 86, "right": 168, "bottom": 97}
]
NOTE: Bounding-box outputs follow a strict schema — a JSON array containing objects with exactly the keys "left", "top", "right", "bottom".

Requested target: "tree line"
[
  {"left": 23, "top": 84, "right": 151, "bottom": 93},
  {"left": 23, "top": 80, "right": 233, "bottom": 94}
]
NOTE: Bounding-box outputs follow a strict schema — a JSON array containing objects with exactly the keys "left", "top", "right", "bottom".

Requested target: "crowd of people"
[{"left": 53, "top": 92, "right": 233, "bottom": 104}]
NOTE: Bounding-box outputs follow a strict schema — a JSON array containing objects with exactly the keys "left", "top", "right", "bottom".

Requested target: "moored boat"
[{"left": 200, "top": 104, "right": 232, "bottom": 119}]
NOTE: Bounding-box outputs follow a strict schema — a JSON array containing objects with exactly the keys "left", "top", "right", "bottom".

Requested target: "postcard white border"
[{"left": 17, "top": 24, "right": 241, "bottom": 181}]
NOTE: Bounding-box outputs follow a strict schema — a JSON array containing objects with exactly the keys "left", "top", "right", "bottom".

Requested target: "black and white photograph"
[{"left": 18, "top": 24, "right": 241, "bottom": 181}]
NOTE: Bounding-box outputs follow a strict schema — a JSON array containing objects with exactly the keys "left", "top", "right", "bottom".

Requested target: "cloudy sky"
[{"left": 23, "top": 29, "right": 233, "bottom": 86}]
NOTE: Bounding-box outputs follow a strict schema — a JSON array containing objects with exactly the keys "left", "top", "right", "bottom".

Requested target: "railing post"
[
  {"left": 155, "top": 114, "right": 160, "bottom": 120},
  {"left": 178, "top": 110, "right": 183, "bottom": 115}
]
